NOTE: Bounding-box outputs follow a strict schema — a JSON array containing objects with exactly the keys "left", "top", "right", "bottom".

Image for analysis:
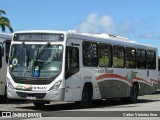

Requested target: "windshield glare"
[{"left": 9, "top": 44, "right": 63, "bottom": 78}]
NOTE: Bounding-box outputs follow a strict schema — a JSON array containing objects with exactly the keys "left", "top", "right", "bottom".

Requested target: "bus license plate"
[{"left": 26, "top": 96, "right": 36, "bottom": 100}]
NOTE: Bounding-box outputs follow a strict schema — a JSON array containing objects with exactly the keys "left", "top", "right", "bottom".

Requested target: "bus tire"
[
  {"left": 79, "top": 84, "right": 93, "bottom": 108},
  {"left": 129, "top": 84, "right": 138, "bottom": 103},
  {"left": 33, "top": 102, "right": 45, "bottom": 108}
]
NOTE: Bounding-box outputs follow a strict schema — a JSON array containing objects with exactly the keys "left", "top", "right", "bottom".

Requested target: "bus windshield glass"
[{"left": 9, "top": 44, "right": 63, "bottom": 79}]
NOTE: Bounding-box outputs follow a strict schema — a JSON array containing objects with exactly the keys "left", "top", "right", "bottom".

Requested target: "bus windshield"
[{"left": 9, "top": 44, "right": 63, "bottom": 79}]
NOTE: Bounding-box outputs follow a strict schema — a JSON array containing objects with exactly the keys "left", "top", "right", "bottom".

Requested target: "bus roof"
[
  {"left": 14, "top": 30, "right": 66, "bottom": 34},
  {"left": 67, "top": 31, "right": 157, "bottom": 50},
  {"left": 0, "top": 32, "right": 13, "bottom": 39},
  {"left": 13, "top": 30, "right": 157, "bottom": 50}
]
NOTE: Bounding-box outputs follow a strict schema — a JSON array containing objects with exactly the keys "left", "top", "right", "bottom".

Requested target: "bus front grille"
[{"left": 16, "top": 92, "right": 46, "bottom": 99}]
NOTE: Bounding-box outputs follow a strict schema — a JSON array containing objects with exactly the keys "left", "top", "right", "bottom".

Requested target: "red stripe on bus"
[
  {"left": 96, "top": 74, "right": 158, "bottom": 86},
  {"left": 96, "top": 74, "right": 132, "bottom": 84}
]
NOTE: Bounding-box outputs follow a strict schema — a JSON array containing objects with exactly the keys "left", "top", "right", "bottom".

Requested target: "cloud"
[
  {"left": 76, "top": 13, "right": 134, "bottom": 37},
  {"left": 76, "top": 13, "right": 116, "bottom": 34},
  {"left": 76, "top": 13, "right": 160, "bottom": 41}
]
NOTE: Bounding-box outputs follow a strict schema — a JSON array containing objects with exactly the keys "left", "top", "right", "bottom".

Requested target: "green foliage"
[{"left": 0, "top": 9, "right": 13, "bottom": 33}]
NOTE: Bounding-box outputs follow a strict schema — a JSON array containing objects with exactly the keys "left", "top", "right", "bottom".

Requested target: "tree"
[{"left": 0, "top": 10, "right": 13, "bottom": 33}]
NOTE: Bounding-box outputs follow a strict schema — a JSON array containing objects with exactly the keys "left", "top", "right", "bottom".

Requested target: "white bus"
[
  {"left": 7, "top": 30, "right": 158, "bottom": 108},
  {"left": 0, "top": 33, "right": 12, "bottom": 101}
]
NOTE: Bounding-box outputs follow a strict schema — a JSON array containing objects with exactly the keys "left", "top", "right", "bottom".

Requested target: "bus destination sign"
[{"left": 13, "top": 33, "right": 64, "bottom": 42}]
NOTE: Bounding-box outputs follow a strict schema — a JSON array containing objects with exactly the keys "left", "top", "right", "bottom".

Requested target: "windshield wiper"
[
  {"left": 35, "top": 42, "right": 51, "bottom": 59},
  {"left": 32, "top": 42, "right": 51, "bottom": 77}
]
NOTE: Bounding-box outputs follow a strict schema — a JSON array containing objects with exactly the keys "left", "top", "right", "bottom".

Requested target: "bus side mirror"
[{"left": 0, "top": 46, "right": 2, "bottom": 68}]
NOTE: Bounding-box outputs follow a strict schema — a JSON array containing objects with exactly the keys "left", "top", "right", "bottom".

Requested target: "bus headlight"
[
  {"left": 7, "top": 82, "right": 14, "bottom": 90},
  {"left": 7, "top": 77, "right": 14, "bottom": 90},
  {"left": 49, "top": 80, "right": 62, "bottom": 91}
]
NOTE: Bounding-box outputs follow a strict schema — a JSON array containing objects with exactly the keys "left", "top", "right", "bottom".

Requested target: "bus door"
[{"left": 65, "top": 43, "right": 81, "bottom": 101}]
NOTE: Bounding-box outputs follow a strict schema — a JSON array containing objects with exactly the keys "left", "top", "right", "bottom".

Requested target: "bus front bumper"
[{"left": 7, "top": 87, "right": 65, "bottom": 101}]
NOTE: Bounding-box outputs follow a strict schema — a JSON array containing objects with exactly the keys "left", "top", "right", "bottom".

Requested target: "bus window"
[
  {"left": 147, "top": 50, "right": 156, "bottom": 69},
  {"left": 5, "top": 40, "right": 11, "bottom": 63},
  {"left": 83, "top": 41, "right": 98, "bottom": 67},
  {"left": 125, "top": 47, "right": 136, "bottom": 68},
  {"left": 65, "top": 47, "right": 79, "bottom": 79},
  {"left": 113, "top": 45, "right": 124, "bottom": 68},
  {"left": 137, "top": 49, "right": 146, "bottom": 69},
  {"left": 2, "top": 40, "right": 11, "bottom": 63},
  {"left": 98, "top": 43, "right": 112, "bottom": 67}
]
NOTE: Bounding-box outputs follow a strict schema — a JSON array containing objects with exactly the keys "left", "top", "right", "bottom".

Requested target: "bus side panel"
[
  {"left": 96, "top": 68, "right": 135, "bottom": 99},
  {"left": 138, "top": 69, "right": 158, "bottom": 95},
  {"left": 0, "top": 42, "right": 8, "bottom": 95},
  {"left": 97, "top": 79, "right": 113, "bottom": 99},
  {"left": 111, "top": 68, "right": 131, "bottom": 98},
  {"left": 0, "top": 43, "right": 5, "bottom": 95},
  {"left": 65, "top": 72, "right": 82, "bottom": 101},
  {"left": 135, "top": 69, "right": 158, "bottom": 95},
  {"left": 95, "top": 67, "right": 117, "bottom": 99},
  {"left": 148, "top": 70, "right": 158, "bottom": 93},
  {"left": 158, "top": 71, "right": 160, "bottom": 90},
  {"left": 80, "top": 67, "right": 102, "bottom": 100}
]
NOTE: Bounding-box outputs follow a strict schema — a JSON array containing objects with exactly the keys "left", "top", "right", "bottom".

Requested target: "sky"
[{"left": 1, "top": 0, "right": 160, "bottom": 54}]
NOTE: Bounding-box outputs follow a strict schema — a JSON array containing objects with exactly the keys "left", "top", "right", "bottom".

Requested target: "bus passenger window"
[
  {"left": 83, "top": 41, "right": 98, "bottom": 67},
  {"left": 125, "top": 47, "right": 136, "bottom": 68},
  {"left": 98, "top": 43, "right": 112, "bottom": 67},
  {"left": 147, "top": 50, "right": 156, "bottom": 69},
  {"left": 2, "top": 40, "right": 11, "bottom": 64},
  {"left": 5, "top": 40, "right": 11, "bottom": 63},
  {"left": 113, "top": 46, "right": 124, "bottom": 68},
  {"left": 137, "top": 49, "right": 146, "bottom": 69}
]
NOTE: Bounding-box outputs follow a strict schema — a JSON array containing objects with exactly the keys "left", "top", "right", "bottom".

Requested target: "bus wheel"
[
  {"left": 79, "top": 85, "right": 93, "bottom": 108},
  {"left": 130, "top": 84, "right": 138, "bottom": 103},
  {"left": 33, "top": 102, "right": 45, "bottom": 108}
]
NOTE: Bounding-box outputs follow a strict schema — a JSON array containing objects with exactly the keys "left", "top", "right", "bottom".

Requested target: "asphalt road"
[
  {"left": 1, "top": 91, "right": 160, "bottom": 111},
  {"left": 0, "top": 91, "right": 160, "bottom": 119}
]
